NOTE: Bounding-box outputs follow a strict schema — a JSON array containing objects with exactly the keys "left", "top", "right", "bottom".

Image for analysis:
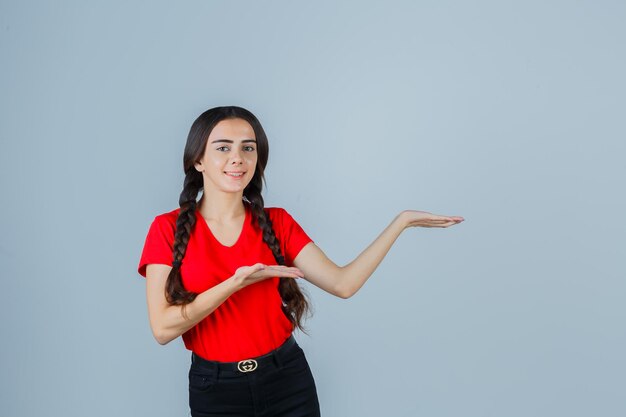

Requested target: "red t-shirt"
[{"left": 137, "top": 204, "right": 313, "bottom": 361}]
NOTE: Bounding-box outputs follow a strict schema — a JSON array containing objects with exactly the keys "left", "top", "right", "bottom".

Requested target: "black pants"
[{"left": 188, "top": 337, "right": 321, "bottom": 417}]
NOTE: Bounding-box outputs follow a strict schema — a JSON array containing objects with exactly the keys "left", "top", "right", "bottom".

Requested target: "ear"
[{"left": 194, "top": 160, "right": 203, "bottom": 172}]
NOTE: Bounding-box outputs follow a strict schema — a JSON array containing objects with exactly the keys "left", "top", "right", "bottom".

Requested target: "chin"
[{"left": 222, "top": 183, "right": 249, "bottom": 193}]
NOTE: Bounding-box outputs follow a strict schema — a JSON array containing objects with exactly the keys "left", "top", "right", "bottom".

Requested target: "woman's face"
[{"left": 194, "top": 118, "right": 258, "bottom": 195}]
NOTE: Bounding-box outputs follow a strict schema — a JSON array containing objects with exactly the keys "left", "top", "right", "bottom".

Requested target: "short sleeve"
[
  {"left": 276, "top": 208, "right": 314, "bottom": 266},
  {"left": 137, "top": 214, "right": 176, "bottom": 278}
]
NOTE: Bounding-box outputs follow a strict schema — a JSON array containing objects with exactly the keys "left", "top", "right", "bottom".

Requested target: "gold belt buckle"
[{"left": 237, "top": 359, "right": 258, "bottom": 373}]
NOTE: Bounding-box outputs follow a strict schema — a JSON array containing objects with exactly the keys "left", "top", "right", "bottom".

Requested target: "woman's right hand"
[{"left": 232, "top": 263, "right": 304, "bottom": 290}]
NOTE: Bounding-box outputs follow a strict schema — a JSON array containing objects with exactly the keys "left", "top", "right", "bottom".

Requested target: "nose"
[{"left": 230, "top": 149, "right": 244, "bottom": 165}]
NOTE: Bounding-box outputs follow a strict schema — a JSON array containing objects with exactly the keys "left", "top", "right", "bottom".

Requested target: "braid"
[
  {"left": 245, "top": 187, "right": 312, "bottom": 334},
  {"left": 165, "top": 169, "right": 203, "bottom": 320}
]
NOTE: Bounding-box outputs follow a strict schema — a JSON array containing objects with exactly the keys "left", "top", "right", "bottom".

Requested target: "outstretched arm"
[{"left": 292, "top": 210, "right": 464, "bottom": 299}]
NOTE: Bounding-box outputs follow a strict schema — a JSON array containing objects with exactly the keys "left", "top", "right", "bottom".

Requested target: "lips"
[{"left": 224, "top": 171, "right": 245, "bottom": 178}]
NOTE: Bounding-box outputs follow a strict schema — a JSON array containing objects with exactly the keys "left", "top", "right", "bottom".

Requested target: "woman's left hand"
[{"left": 398, "top": 210, "right": 464, "bottom": 229}]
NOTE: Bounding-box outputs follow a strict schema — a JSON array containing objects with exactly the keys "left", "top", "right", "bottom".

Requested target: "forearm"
[
  {"left": 339, "top": 214, "right": 407, "bottom": 298},
  {"left": 157, "top": 276, "right": 241, "bottom": 345}
]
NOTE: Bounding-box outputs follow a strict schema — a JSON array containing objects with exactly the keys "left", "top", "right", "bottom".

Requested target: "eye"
[
  {"left": 244, "top": 146, "right": 256, "bottom": 152},
  {"left": 216, "top": 146, "right": 229, "bottom": 152}
]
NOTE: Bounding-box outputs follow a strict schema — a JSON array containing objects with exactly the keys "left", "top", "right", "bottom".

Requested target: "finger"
[
  {"left": 269, "top": 265, "right": 303, "bottom": 275},
  {"left": 433, "top": 218, "right": 460, "bottom": 224},
  {"left": 428, "top": 214, "right": 453, "bottom": 221},
  {"left": 432, "top": 215, "right": 464, "bottom": 223},
  {"left": 283, "top": 268, "right": 304, "bottom": 278},
  {"left": 263, "top": 267, "right": 303, "bottom": 277},
  {"left": 436, "top": 220, "right": 455, "bottom": 227},
  {"left": 284, "top": 268, "right": 304, "bottom": 277},
  {"left": 419, "top": 220, "right": 456, "bottom": 228},
  {"left": 408, "top": 219, "right": 449, "bottom": 227}
]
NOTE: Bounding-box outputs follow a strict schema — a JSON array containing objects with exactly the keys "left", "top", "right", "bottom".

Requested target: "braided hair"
[{"left": 164, "top": 106, "right": 311, "bottom": 333}]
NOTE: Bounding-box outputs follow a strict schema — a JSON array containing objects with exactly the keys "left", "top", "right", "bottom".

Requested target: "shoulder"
[
  {"left": 264, "top": 206, "right": 287, "bottom": 217},
  {"left": 263, "top": 206, "right": 306, "bottom": 230},
  {"left": 263, "top": 206, "right": 292, "bottom": 223},
  {"left": 151, "top": 207, "right": 181, "bottom": 228}
]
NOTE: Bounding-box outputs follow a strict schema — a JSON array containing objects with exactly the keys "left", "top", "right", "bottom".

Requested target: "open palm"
[{"left": 400, "top": 210, "right": 464, "bottom": 228}]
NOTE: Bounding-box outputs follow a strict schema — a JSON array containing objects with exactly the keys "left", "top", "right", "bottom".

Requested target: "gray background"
[{"left": 2, "top": 1, "right": 625, "bottom": 416}]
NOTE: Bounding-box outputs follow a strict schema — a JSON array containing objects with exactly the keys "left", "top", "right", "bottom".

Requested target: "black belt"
[{"left": 191, "top": 334, "right": 297, "bottom": 375}]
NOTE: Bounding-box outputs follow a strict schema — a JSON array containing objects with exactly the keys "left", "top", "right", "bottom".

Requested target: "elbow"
[
  {"left": 338, "top": 292, "right": 352, "bottom": 300},
  {"left": 153, "top": 331, "right": 167, "bottom": 346},
  {"left": 333, "top": 267, "right": 354, "bottom": 299},
  {"left": 149, "top": 313, "right": 176, "bottom": 345},
  {"left": 152, "top": 327, "right": 172, "bottom": 346},
  {"left": 155, "top": 333, "right": 174, "bottom": 346},
  {"left": 155, "top": 335, "right": 169, "bottom": 346},
  {"left": 335, "top": 284, "right": 354, "bottom": 299}
]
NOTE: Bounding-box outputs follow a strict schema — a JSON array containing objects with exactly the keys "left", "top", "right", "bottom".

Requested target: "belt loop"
[
  {"left": 272, "top": 350, "right": 284, "bottom": 369},
  {"left": 213, "top": 361, "right": 220, "bottom": 383}
]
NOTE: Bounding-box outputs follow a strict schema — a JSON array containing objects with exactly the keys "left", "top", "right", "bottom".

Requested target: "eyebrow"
[{"left": 211, "top": 139, "right": 257, "bottom": 144}]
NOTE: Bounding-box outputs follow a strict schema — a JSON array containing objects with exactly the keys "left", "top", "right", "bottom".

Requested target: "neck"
[{"left": 197, "top": 189, "right": 246, "bottom": 222}]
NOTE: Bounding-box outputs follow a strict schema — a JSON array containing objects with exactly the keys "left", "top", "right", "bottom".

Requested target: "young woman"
[{"left": 137, "top": 105, "right": 464, "bottom": 417}]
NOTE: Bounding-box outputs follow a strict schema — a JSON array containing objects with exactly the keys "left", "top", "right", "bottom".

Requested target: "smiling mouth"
[{"left": 224, "top": 171, "right": 245, "bottom": 178}]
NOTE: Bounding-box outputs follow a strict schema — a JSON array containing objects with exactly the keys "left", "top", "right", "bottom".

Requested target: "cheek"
[
  {"left": 209, "top": 157, "right": 227, "bottom": 169},
  {"left": 246, "top": 154, "right": 258, "bottom": 165}
]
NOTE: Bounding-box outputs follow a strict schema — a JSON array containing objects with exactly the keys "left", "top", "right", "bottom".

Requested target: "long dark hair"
[{"left": 165, "top": 105, "right": 311, "bottom": 333}]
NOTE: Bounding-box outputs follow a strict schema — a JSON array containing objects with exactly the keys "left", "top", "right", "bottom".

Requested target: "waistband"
[{"left": 191, "top": 334, "right": 297, "bottom": 376}]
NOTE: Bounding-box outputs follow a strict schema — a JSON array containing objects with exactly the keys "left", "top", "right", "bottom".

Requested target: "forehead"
[{"left": 209, "top": 118, "right": 255, "bottom": 140}]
